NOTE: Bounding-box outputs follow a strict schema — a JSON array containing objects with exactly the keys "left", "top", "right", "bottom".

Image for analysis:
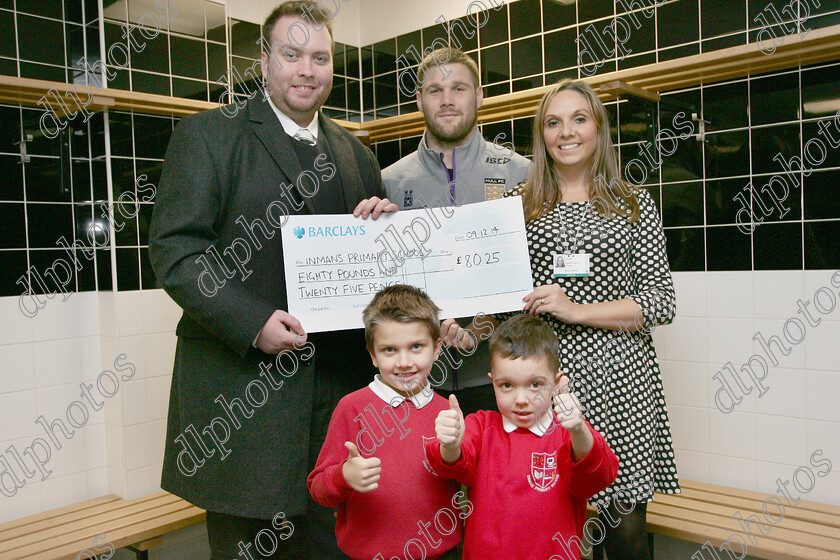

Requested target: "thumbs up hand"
[
  {"left": 552, "top": 374, "right": 585, "bottom": 433},
  {"left": 341, "top": 441, "right": 382, "bottom": 493},
  {"left": 552, "top": 374, "right": 594, "bottom": 461},
  {"left": 435, "top": 394, "right": 465, "bottom": 463}
]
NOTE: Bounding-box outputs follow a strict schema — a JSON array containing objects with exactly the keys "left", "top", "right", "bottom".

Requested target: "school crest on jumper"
[
  {"left": 484, "top": 178, "right": 505, "bottom": 200},
  {"left": 528, "top": 451, "right": 558, "bottom": 492},
  {"left": 422, "top": 435, "right": 439, "bottom": 476}
]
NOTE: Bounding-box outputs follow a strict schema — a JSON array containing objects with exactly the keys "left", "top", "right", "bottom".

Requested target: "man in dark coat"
[{"left": 149, "top": 2, "right": 396, "bottom": 558}]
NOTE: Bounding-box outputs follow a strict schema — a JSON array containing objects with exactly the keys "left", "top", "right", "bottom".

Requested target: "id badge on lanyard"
[
  {"left": 553, "top": 252, "right": 591, "bottom": 277},
  {"left": 553, "top": 202, "right": 593, "bottom": 278}
]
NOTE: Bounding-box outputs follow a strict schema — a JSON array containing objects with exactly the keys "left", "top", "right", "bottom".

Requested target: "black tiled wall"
[
  {"left": 0, "top": 0, "right": 362, "bottom": 297},
  {"left": 368, "top": 0, "right": 840, "bottom": 272}
]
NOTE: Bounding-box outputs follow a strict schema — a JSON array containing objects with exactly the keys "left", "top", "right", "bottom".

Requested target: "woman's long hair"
[{"left": 521, "top": 79, "right": 640, "bottom": 224}]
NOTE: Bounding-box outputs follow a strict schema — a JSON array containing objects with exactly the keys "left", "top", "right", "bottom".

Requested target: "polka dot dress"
[{"left": 506, "top": 188, "right": 680, "bottom": 504}]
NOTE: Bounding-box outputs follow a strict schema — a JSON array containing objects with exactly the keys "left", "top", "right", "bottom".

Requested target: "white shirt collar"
[
  {"left": 502, "top": 410, "right": 555, "bottom": 437},
  {"left": 369, "top": 374, "right": 434, "bottom": 409},
  {"left": 266, "top": 94, "right": 319, "bottom": 140}
]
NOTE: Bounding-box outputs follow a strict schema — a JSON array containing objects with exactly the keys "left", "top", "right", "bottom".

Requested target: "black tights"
[{"left": 591, "top": 501, "right": 652, "bottom": 560}]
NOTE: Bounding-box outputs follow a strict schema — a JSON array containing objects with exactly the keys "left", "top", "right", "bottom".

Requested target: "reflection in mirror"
[
  {"left": 206, "top": 0, "right": 226, "bottom": 42},
  {"left": 168, "top": 0, "right": 205, "bottom": 37},
  {"left": 102, "top": 0, "right": 128, "bottom": 22},
  {"left": 127, "top": 0, "right": 155, "bottom": 24}
]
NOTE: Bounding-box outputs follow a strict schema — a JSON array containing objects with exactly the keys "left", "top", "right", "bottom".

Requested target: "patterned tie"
[{"left": 294, "top": 128, "right": 316, "bottom": 146}]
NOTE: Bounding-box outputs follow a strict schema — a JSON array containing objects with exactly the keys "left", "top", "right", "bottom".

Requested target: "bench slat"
[
  {"left": 0, "top": 496, "right": 197, "bottom": 558},
  {"left": 648, "top": 501, "right": 840, "bottom": 553},
  {"left": 0, "top": 495, "right": 120, "bottom": 537},
  {"left": 133, "top": 536, "right": 164, "bottom": 551},
  {"left": 22, "top": 507, "right": 205, "bottom": 560},
  {"left": 647, "top": 512, "right": 840, "bottom": 560},
  {"left": 0, "top": 493, "right": 185, "bottom": 549},
  {"left": 680, "top": 480, "right": 840, "bottom": 519},
  {"left": 653, "top": 492, "right": 840, "bottom": 537},
  {"left": 676, "top": 483, "right": 840, "bottom": 522}
]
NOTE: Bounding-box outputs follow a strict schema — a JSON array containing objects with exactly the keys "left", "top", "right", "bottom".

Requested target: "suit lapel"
[
  {"left": 320, "top": 114, "right": 366, "bottom": 212},
  {"left": 248, "top": 99, "right": 317, "bottom": 215}
]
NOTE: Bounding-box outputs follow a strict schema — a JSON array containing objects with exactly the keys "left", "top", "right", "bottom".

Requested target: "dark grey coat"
[{"left": 149, "top": 96, "right": 385, "bottom": 518}]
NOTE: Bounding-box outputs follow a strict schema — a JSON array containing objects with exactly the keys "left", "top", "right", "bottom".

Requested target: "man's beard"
[{"left": 425, "top": 111, "right": 478, "bottom": 146}]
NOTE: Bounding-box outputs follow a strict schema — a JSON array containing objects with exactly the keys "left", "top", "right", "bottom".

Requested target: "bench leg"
[{"left": 125, "top": 545, "right": 149, "bottom": 560}]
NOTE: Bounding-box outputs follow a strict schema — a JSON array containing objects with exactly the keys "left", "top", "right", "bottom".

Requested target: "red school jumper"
[
  {"left": 426, "top": 410, "right": 619, "bottom": 560},
  {"left": 308, "top": 376, "right": 462, "bottom": 560}
]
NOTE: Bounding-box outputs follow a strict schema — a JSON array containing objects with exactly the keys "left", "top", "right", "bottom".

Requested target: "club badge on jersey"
[
  {"left": 528, "top": 451, "right": 559, "bottom": 492},
  {"left": 484, "top": 178, "right": 505, "bottom": 200}
]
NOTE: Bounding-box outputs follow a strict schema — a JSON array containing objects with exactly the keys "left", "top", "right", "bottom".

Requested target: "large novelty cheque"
[{"left": 281, "top": 197, "right": 534, "bottom": 332}]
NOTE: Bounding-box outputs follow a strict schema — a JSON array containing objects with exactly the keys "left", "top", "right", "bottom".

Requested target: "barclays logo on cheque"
[{"left": 293, "top": 225, "right": 367, "bottom": 239}]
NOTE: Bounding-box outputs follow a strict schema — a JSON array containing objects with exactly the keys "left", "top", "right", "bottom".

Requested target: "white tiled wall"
[
  {"left": 0, "top": 290, "right": 179, "bottom": 523},
  {"left": 106, "top": 291, "right": 180, "bottom": 501},
  {"left": 654, "top": 269, "right": 840, "bottom": 557},
  {"left": 661, "top": 270, "right": 840, "bottom": 508}
]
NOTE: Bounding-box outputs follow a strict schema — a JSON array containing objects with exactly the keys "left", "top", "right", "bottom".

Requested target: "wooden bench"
[
  {"left": 4, "top": 481, "right": 839, "bottom": 559},
  {"left": 0, "top": 492, "right": 205, "bottom": 560},
  {"left": 585, "top": 479, "right": 840, "bottom": 560}
]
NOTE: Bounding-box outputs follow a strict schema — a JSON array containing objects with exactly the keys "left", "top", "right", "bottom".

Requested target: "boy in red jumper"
[
  {"left": 427, "top": 314, "right": 618, "bottom": 559},
  {"left": 308, "top": 285, "right": 465, "bottom": 560}
]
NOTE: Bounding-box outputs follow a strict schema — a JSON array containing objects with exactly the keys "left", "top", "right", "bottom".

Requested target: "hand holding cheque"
[{"left": 281, "top": 197, "right": 534, "bottom": 332}]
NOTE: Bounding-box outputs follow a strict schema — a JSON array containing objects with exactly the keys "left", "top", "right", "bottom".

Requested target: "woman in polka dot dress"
[{"left": 513, "top": 79, "right": 680, "bottom": 559}]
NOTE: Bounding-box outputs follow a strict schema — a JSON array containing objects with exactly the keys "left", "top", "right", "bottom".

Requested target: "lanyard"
[{"left": 554, "top": 201, "right": 591, "bottom": 254}]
